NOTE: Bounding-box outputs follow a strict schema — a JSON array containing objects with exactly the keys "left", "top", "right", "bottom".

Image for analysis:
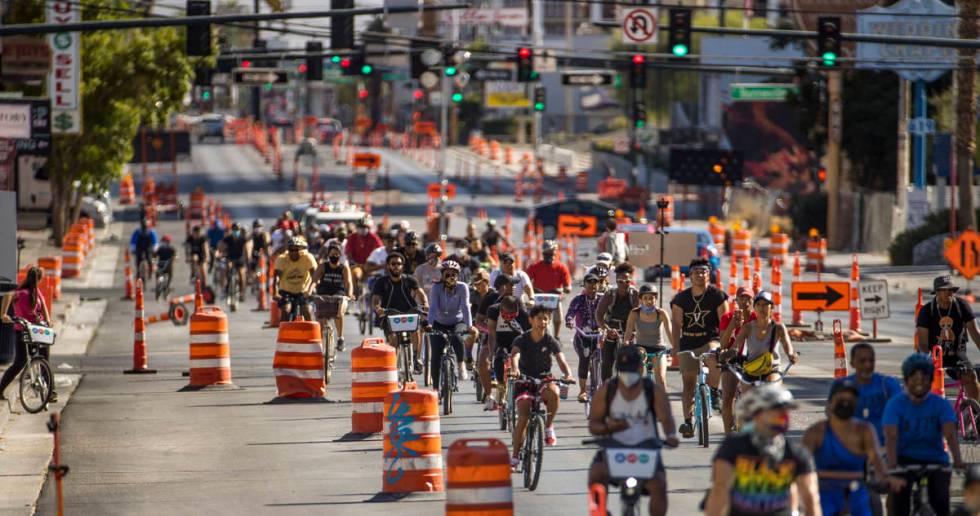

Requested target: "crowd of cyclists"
[{"left": 128, "top": 210, "right": 980, "bottom": 516}]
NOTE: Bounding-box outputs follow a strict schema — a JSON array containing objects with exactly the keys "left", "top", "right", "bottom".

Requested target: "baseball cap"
[
  {"left": 754, "top": 291, "right": 774, "bottom": 305},
  {"left": 596, "top": 252, "right": 613, "bottom": 265},
  {"left": 828, "top": 378, "right": 860, "bottom": 401},
  {"left": 933, "top": 275, "right": 959, "bottom": 294},
  {"left": 494, "top": 274, "right": 519, "bottom": 288},
  {"left": 736, "top": 286, "right": 754, "bottom": 299}
]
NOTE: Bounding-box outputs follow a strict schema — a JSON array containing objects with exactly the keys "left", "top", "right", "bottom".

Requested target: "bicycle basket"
[
  {"left": 314, "top": 297, "right": 341, "bottom": 319},
  {"left": 387, "top": 314, "right": 420, "bottom": 332},
  {"left": 604, "top": 447, "right": 661, "bottom": 479},
  {"left": 534, "top": 294, "right": 560, "bottom": 310},
  {"left": 27, "top": 324, "right": 56, "bottom": 345}
]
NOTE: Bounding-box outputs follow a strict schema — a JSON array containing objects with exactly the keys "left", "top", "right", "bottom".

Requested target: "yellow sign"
[{"left": 486, "top": 92, "right": 529, "bottom": 108}]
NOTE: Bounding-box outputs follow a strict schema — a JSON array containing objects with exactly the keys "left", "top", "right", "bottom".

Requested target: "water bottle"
[{"left": 559, "top": 381, "right": 569, "bottom": 400}]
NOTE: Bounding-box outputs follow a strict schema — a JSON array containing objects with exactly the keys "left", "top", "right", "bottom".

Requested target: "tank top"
[
  {"left": 814, "top": 423, "right": 866, "bottom": 479},
  {"left": 743, "top": 321, "right": 781, "bottom": 365},
  {"left": 316, "top": 262, "right": 345, "bottom": 296},
  {"left": 608, "top": 289, "right": 636, "bottom": 330},
  {"left": 609, "top": 384, "right": 659, "bottom": 446},
  {"left": 634, "top": 310, "right": 663, "bottom": 350}
]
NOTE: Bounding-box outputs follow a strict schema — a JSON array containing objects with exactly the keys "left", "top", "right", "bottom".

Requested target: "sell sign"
[{"left": 47, "top": 0, "right": 81, "bottom": 134}]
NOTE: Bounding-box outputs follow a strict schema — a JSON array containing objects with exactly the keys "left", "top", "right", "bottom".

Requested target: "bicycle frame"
[{"left": 943, "top": 364, "right": 980, "bottom": 441}]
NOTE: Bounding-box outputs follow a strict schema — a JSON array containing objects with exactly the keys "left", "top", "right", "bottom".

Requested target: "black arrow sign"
[
  {"left": 864, "top": 295, "right": 882, "bottom": 304},
  {"left": 561, "top": 72, "right": 614, "bottom": 86},
  {"left": 797, "top": 285, "right": 845, "bottom": 306}
]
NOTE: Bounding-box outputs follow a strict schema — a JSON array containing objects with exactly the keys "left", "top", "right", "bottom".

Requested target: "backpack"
[
  {"left": 602, "top": 376, "right": 657, "bottom": 421},
  {"left": 742, "top": 323, "right": 778, "bottom": 377}
]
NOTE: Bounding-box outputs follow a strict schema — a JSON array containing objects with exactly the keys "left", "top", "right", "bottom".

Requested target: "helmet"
[
  {"left": 639, "top": 284, "right": 657, "bottom": 296},
  {"left": 288, "top": 237, "right": 308, "bottom": 249},
  {"left": 252, "top": 219, "right": 263, "bottom": 228},
  {"left": 231, "top": 222, "right": 241, "bottom": 231},
  {"left": 424, "top": 243, "right": 442, "bottom": 256},
  {"left": 542, "top": 240, "right": 558, "bottom": 253},
  {"left": 161, "top": 235, "right": 172, "bottom": 243},
  {"left": 901, "top": 353, "right": 935, "bottom": 381},
  {"left": 588, "top": 264, "right": 608, "bottom": 277},
  {"left": 440, "top": 260, "right": 461, "bottom": 272},
  {"left": 405, "top": 231, "right": 420, "bottom": 244},
  {"left": 487, "top": 219, "right": 497, "bottom": 227},
  {"left": 596, "top": 252, "right": 613, "bottom": 265},
  {"left": 735, "top": 384, "right": 798, "bottom": 421}
]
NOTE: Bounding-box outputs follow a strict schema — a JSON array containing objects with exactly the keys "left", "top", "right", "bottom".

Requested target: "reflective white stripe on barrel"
[
  {"left": 190, "top": 358, "right": 231, "bottom": 368},
  {"left": 352, "top": 370, "right": 398, "bottom": 383},
  {"left": 273, "top": 368, "right": 324, "bottom": 379},
  {"left": 353, "top": 402, "right": 384, "bottom": 413},
  {"left": 383, "top": 455, "right": 442, "bottom": 471},
  {"left": 447, "top": 486, "right": 513, "bottom": 505},
  {"left": 191, "top": 333, "right": 229, "bottom": 344},
  {"left": 276, "top": 342, "right": 323, "bottom": 354}
]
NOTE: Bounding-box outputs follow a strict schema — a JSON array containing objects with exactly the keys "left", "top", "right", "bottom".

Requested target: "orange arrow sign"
[
  {"left": 557, "top": 214, "right": 598, "bottom": 237},
  {"left": 945, "top": 230, "right": 980, "bottom": 281},
  {"left": 791, "top": 282, "right": 850, "bottom": 312},
  {"left": 352, "top": 152, "right": 381, "bottom": 169},
  {"left": 427, "top": 183, "right": 456, "bottom": 199}
]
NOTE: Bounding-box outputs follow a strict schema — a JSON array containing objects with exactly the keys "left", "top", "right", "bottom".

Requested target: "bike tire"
[
  {"left": 698, "top": 384, "right": 710, "bottom": 448},
  {"left": 958, "top": 398, "right": 980, "bottom": 465},
  {"left": 19, "top": 357, "right": 53, "bottom": 414},
  {"left": 358, "top": 313, "right": 367, "bottom": 335},
  {"left": 499, "top": 401, "right": 508, "bottom": 431},
  {"left": 423, "top": 336, "right": 431, "bottom": 387},
  {"left": 368, "top": 310, "right": 374, "bottom": 336},
  {"left": 527, "top": 415, "right": 545, "bottom": 491},
  {"left": 475, "top": 371, "right": 484, "bottom": 403},
  {"left": 396, "top": 343, "right": 408, "bottom": 387},
  {"left": 441, "top": 364, "right": 452, "bottom": 416}
]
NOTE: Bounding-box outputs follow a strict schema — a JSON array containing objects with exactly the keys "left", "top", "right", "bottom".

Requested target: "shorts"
[
  {"left": 513, "top": 377, "right": 551, "bottom": 403},
  {"left": 278, "top": 291, "right": 310, "bottom": 310},
  {"left": 492, "top": 352, "right": 509, "bottom": 383},
  {"left": 228, "top": 256, "right": 247, "bottom": 268},
  {"left": 679, "top": 341, "right": 720, "bottom": 374},
  {"left": 943, "top": 354, "right": 979, "bottom": 381},
  {"left": 818, "top": 479, "right": 871, "bottom": 516}
]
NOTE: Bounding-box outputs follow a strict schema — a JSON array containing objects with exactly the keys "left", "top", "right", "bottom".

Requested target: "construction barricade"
[
  {"left": 38, "top": 256, "right": 61, "bottom": 300},
  {"left": 182, "top": 306, "right": 236, "bottom": 390},
  {"left": 708, "top": 218, "right": 725, "bottom": 247},
  {"left": 61, "top": 232, "right": 85, "bottom": 278},
  {"left": 124, "top": 280, "right": 156, "bottom": 374},
  {"left": 119, "top": 174, "right": 136, "bottom": 205},
  {"left": 769, "top": 233, "right": 790, "bottom": 264},
  {"left": 446, "top": 438, "right": 513, "bottom": 515},
  {"left": 382, "top": 384, "right": 443, "bottom": 493},
  {"left": 806, "top": 237, "right": 827, "bottom": 273},
  {"left": 273, "top": 321, "right": 326, "bottom": 399},
  {"left": 351, "top": 338, "right": 398, "bottom": 433},
  {"left": 732, "top": 230, "right": 751, "bottom": 262}
]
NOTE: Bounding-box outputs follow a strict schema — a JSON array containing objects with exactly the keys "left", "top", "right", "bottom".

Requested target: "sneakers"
[
  {"left": 679, "top": 421, "right": 694, "bottom": 438},
  {"left": 545, "top": 426, "right": 557, "bottom": 447},
  {"left": 459, "top": 365, "right": 469, "bottom": 381},
  {"left": 337, "top": 337, "right": 345, "bottom": 352},
  {"left": 465, "top": 358, "right": 474, "bottom": 372},
  {"left": 510, "top": 455, "right": 521, "bottom": 470},
  {"left": 484, "top": 396, "right": 497, "bottom": 411},
  {"left": 413, "top": 361, "right": 423, "bottom": 375},
  {"left": 711, "top": 388, "right": 722, "bottom": 413},
  {"left": 49, "top": 391, "right": 59, "bottom": 404}
]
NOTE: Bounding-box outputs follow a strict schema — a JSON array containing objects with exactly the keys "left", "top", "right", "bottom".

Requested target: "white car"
[{"left": 80, "top": 195, "right": 112, "bottom": 228}]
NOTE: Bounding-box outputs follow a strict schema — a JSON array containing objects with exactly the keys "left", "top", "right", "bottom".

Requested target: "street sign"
[
  {"left": 621, "top": 7, "right": 658, "bottom": 45},
  {"left": 858, "top": 280, "right": 890, "bottom": 320},
  {"left": 486, "top": 81, "right": 529, "bottom": 108},
  {"left": 557, "top": 214, "right": 598, "bottom": 237},
  {"left": 627, "top": 232, "right": 699, "bottom": 268},
  {"left": 730, "top": 83, "right": 798, "bottom": 102},
  {"left": 561, "top": 71, "right": 615, "bottom": 86},
  {"left": 352, "top": 152, "right": 381, "bottom": 169},
  {"left": 908, "top": 118, "right": 936, "bottom": 135},
  {"left": 534, "top": 50, "right": 557, "bottom": 73},
  {"left": 856, "top": 0, "right": 961, "bottom": 82},
  {"left": 473, "top": 68, "right": 513, "bottom": 82},
  {"left": 944, "top": 230, "right": 980, "bottom": 280},
  {"left": 234, "top": 69, "right": 289, "bottom": 85},
  {"left": 414, "top": 121, "right": 436, "bottom": 135},
  {"left": 427, "top": 182, "right": 456, "bottom": 199},
  {"left": 791, "top": 282, "right": 851, "bottom": 312}
]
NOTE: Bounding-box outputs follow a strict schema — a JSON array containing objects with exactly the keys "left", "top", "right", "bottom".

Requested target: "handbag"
[{"left": 742, "top": 324, "right": 777, "bottom": 377}]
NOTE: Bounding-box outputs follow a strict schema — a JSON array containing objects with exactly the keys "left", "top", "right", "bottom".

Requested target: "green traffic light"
[
  {"left": 672, "top": 44, "right": 689, "bottom": 57},
  {"left": 201, "top": 91, "right": 211, "bottom": 100},
  {"left": 330, "top": 55, "right": 341, "bottom": 64},
  {"left": 445, "top": 66, "right": 457, "bottom": 76},
  {"left": 451, "top": 92, "right": 463, "bottom": 103},
  {"left": 822, "top": 51, "right": 837, "bottom": 66},
  {"left": 534, "top": 102, "right": 545, "bottom": 112},
  {"left": 530, "top": 71, "right": 539, "bottom": 80},
  {"left": 263, "top": 83, "right": 272, "bottom": 91},
  {"left": 361, "top": 64, "right": 373, "bottom": 75},
  {"left": 635, "top": 120, "right": 645, "bottom": 128}
]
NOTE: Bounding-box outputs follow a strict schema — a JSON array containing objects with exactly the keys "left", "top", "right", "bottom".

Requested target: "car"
[
  {"left": 528, "top": 198, "right": 637, "bottom": 240},
  {"left": 641, "top": 227, "right": 721, "bottom": 281},
  {"left": 80, "top": 195, "right": 112, "bottom": 228},
  {"left": 300, "top": 201, "right": 366, "bottom": 230},
  {"left": 197, "top": 114, "right": 225, "bottom": 143},
  {"left": 316, "top": 118, "right": 343, "bottom": 143}
]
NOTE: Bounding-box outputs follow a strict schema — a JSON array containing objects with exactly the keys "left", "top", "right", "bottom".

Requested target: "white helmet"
[
  {"left": 735, "top": 384, "right": 797, "bottom": 422},
  {"left": 439, "top": 260, "right": 461, "bottom": 272}
]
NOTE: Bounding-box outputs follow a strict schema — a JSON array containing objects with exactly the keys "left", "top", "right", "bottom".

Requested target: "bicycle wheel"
[
  {"left": 959, "top": 398, "right": 980, "bottom": 465},
  {"left": 19, "top": 357, "right": 53, "bottom": 414},
  {"left": 423, "top": 335, "right": 431, "bottom": 387},
  {"left": 499, "top": 400, "right": 508, "bottom": 431},
  {"left": 358, "top": 313, "right": 367, "bottom": 334},
  {"left": 525, "top": 415, "right": 545, "bottom": 491},
  {"left": 441, "top": 359, "right": 453, "bottom": 416},
  {"left": 475, "top": 371, "right": 484, "bottom": 403},
  {"left": 396, "top": 344, "right": 408, "bottom": 387},
  {"left": 698, "top": 384, "right": 710, "bottom": 448},
  {"left": 367, "top": 309, "right": 374, "bottom": 335}
]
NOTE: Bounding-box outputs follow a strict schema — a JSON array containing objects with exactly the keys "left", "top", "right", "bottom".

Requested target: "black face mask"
[
  {"left": 328, "top": 256, "right": 340, "bottom": 264},
  {"left": 832, "top": 401, "right": 856, "bottom": 420},
  {"left": 543, "top": 254, "right": 554, "bottom": 263}
]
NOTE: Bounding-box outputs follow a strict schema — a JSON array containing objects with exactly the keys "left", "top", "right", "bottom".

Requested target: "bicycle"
[
  {"left": 135, "top": 253, "right": 152, "bottom": 287},
  {"left": 497, "top": 358, "right": 514, "bottom": 431},
  {"left": 356, "top": 276, "right": 375, "bottom": 336},
  {"left": 576, "top": 324, "right": 604, "bottom": 419},
  {"left": 154, "top": 259, "right": 172, "bottom": 301},
  {"left": 678, "top": 350, "right": 718, "bottom": 448},
  {"left": 10, "top": 318, "right": 56, "bottom": 414},
  {"left": 382, "top": 309, "right": 424, "bottom": 387},
  {"left": 223, "top": 259, "right": 242, "bottom": 312},
  {"left": 512, "top": 375, "right": 572, "bottom": 491},
  {"left": 473, "top": 328, "right": 487, "bottom": 403},
  {"left": 641, "top": 346, "right": 672, "bottom": 384},
  {"left": 889, "top": 464, "right": 954, "bottom": 516},
  {"left": 723, "top": 354, "right": 798, "bottom": 433},
  {"left": 428, "top": 326, "right": 468, "bottom": 416},
  {"left": 941, "top": 359, "right": 980, "bottom": 465},
  {"left": 584, "top": 437, "right": 674, "bottom": 516},
  {"left": 313, "top": 294, "right": 346, "bottom": 380},
  {"left": 279, "top": 291, "right": 310, "bottom": 322}
]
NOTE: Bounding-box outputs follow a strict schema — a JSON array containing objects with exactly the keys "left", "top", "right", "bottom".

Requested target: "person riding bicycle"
[
  {"left": 130, "top": 219, "right": 158, "bottom": 280},
  {"left": 587, "top": 345, "right": 679, "bottom": 516},
  {"left": 718, "top": 286, "right": 757, "bottom": 435},
  {"left": 184, "top": 225, "right": 210, "bottom": 288},
  {"left": 730, "top": 291, "right": 799, "bottom": 386},
  {"left": 372, "top": 253, "right": 428, "bottom": 373},
  {"left": 597, "top": 219, "right": 627, "bottom": 265},
  {"left": 0, "top": 267, "right": 54, "bottom": 403},
  {"left": 364, "top": 231, "right": 399, "bottom": 278},
  {"left": 566, "top": 273, "right": 604, "bottom": 402},
  {"left": 414, "top": 243, "right": 443, "bottom": 289},
  {"left": 587, "top": 254, "right": 614, "bottom": 293},
  {"left": 313, "top": 241, "right": 353, "bottom": 356},
  {"left": 401, "top": 232, "right": 425, "bottom": 276},
  {"left": 596, "top": 262, "right": 640, "bottom": 382},
  {"left": 884, "top": 353, "right": 965, "bottom": 516},
  {"left": 250, "top": 219, "right": 271, "bottom": 273},
  {"left": 526, "top": 240, "right": 572, "bottom": 340},
  {"left": 154, "top": 235, "right": 176, "bottom": 281},
  {"left": 206, "top": 220, "right": 225, "bottom": 270},
  {"left": 509, "top": 305, "right": 575, "bottom": 466},
  {"left": 215, "top": 223, "right": 252, "bottom": 302},
  {"left": 483, "top": 295, "right": 530, "bottom": 410},
  {"left": 705, "top": 385, "right": 820, "bottom": 516},
  {"left": 624, "top": 284, "right": 673, "bottom": 388},
  {"left": 803, "top": 379, "right": 904, "bottom": 516},
  {"left": 346, "top": 218, "right": 383, "bottom": 289},
  {"left": 670, "top": 257, "right": 729, "bottom": 438},
  {"left": 916, "top": 275, "right": 980, "bottom": 404},
  {"left": 490, "top": 252, "right": 534, "bottom": 306},
  {"left": 427, "top": 260, "right": 477, "bottom": 388},
  {"left": 273, "top": 237, "right": 318, "bottom": 322}
]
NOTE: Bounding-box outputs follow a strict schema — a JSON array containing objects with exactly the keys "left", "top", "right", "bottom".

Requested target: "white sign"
[
  {"left": 858, "top": 279, "right": 890, "bottom": 320},
  {"left": 48, "top": 0, "right": 81, "bottom": 134},
  {"left": 441, "top": 8, "right": 528, "bottom": 28},
  {"left": 856, "top": 0, "right": 959, "bottom": 82},
  {"left": 907, "top": 187, "right": 929, "bottom": 230},
  {"left": 535, "top": 50, "right": 557, "bottom": 73},
  {"left": 0, "top": 104, "right": 32, "bottom": 139},
  {"left": 621, "top": 8, "right": 658, "bottom": 45}
]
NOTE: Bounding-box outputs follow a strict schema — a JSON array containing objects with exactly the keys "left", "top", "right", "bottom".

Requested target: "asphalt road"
[{"left": 35, "top": 141, "right": 969, "bottom": 515}]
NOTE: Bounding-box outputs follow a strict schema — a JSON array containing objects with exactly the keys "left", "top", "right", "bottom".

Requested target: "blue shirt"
[
  {"left": 206, "top": 224, "right": 225, "bottom": 248},
  {"left": 428, "top": 282, "right": 472, "bottom": 327},
  {"left": 882, "top": 392, "right": 956, "bottom": 464},
  {"left": 842, "top": 373, "right": 903, "bottom": 444},
  {"left": 129, "top": 228, "right": 158, "bottom": 255}
]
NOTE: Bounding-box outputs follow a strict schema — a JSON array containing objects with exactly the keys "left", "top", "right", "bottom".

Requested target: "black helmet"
[
  {"left": 405, "top": 231, "right": 420, "bottom": 244},
  {"left": 424, "top": 243, "right": 442, "bottom": 256}
]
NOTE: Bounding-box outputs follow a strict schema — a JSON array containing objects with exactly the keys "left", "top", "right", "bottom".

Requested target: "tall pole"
[
  {"left": 912, "top": 79, "right": 927, "bottom": 189},
  {"left": 894, "top": 78, "right": 910, "bottom": 238},
  {"left": 251, "top": 0, "right": 261, "bottom": 122},
  {"left": 438, "top": 69, "right": 449, "bottom": 238},
  {"left": 825, "top": 70, "right": 845, "bottom": 249},
  {"left": 564, "top": 1, "right": 574, "bottom": 135},
  {"left": 955, "top": 0, "right": 980, "bottom": 232}
]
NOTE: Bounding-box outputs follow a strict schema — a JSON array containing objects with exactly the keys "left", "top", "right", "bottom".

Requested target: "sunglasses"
[{"left": 389, "top": 261, "right": 404, "bottom": 267}]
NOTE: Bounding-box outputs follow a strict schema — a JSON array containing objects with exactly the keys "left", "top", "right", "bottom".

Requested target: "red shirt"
[
  {"left": 719, "top": 309, "right": 757, "bottom": 349},
  {"left": 345, "top": 232, "right": 383, "bottom": 265},
  {"left": 526, "top": 260, "right": 571, "bottom": 293},
  {"left": 10, "top": 289, "right": 47, "bottom": 331}
]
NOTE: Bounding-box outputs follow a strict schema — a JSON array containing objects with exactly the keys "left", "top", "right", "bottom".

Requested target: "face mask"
[
  {"left": 358, "top": 228, "right": 367, "bottom": 235},
  {"left": 640, "top": 305, "right": 656, "bottom": 314},
  {"left": 328, "top": 255, "right": 340, "bottom": 264},
  {"left": 832, "top": 401, "right": 856, "bottom": 420},
  {"left": 444, "top": 278, "right": 457, "bottom": 288},
  {"left": 234, "top": 231, "right": 242, "bottom": 238},
  {"left": 501, "top": 311, "right": 517, "bottom": 321},
  {"left": 768, "top": 411, "right": 790, "bottom": 434},
  {"left": 618, "top": 371, "right": 641, "bottom": 387},
  {"left": 543, "top": 254, "right": 554, "bottom": 263}
]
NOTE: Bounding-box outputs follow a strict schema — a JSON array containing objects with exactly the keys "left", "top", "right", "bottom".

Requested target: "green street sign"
[
  {"left": 382, "top": 72, "right": 408, "bottom": 81},
  {"left": 730, "top": 83, "right": 798, "bottom": 102}
]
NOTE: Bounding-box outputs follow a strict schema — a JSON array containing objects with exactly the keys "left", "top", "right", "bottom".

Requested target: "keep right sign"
[{"left": 858, "top": 279, "right": 890, "bottom": 320}]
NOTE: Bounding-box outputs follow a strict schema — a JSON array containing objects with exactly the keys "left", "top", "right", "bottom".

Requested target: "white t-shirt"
[
  {"left": 366, "top": 246, "right": 388, "bottom": 276},
  {"left": 490, "top": 269, "right": 532, "bottom": 301}
]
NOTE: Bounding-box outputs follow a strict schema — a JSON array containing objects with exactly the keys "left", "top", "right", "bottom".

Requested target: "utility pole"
[
  {"left": 251, "top": 0, "right": 261, "bottom": 122},
  {"left": 955, "top": 0, "right": 979, "bottom": 232},
  {"left": 894, "top": 78, "right": 910, "bottom": 238},
  {"left": 564, "top": 1, "right": 574, "bottom": 135},
  {"left": 825, "top": 70, "right": 846, "bottom": 249}
]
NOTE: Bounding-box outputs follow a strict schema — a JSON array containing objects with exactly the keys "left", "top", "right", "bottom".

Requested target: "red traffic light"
[
  {"left": 340, "top": 58, "right": 351, "bottom": 69},
  {"left": 358, "top": 89, "right": 369, "bottom": 99},
  {"left": 297, "top": 63, "right": 308, "bottom": 73},
  {"left": 518, "top": 47, "right": 531, "bottom": 59},
  {"left": 632, "top": 54, "right": 645, "bottom": 64},
  {"left": 241, "top": 59, "right": 252, "bottom": 68},
  {"left": 817, "top": 167, "right": 827, "bottom": 182},
  {"left": 413, "top": 89, "right": 424, "bottom": 100}
]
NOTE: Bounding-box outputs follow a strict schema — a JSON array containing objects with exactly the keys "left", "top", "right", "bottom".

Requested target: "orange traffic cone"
[
  {"left": 124, "top": 280, "right": 157, "bottom": 374},
  {"left": 931, "top": 345, "right": 945, "bottom": 396},
  {"left": 256, "top": 254, "right": 268, "bottom": 311},
  {"left": 588, "top": 483, "right": 608, "bottom": 516},
  {"left": 833, "top": 320, "right": 847, "bottom": 379},
  {"left": 742, "top": 256, "right": 750, "bottom": 283},
  {"left": 123, "top": 249, "right": 133, "bottom": 300},
  {"left": 849, "top": 255, "right": 862, "bottom": 333},
  {"left": 791, "top": 252, "right": 804, "bottom": 326},
  {"left": 728, "top": 255, "right": 738, "bottom": 297}
]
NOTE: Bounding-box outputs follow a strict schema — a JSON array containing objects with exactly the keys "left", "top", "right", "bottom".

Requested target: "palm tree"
[{"left": 955, "top": 0, "right": 979, "bottom": 231}]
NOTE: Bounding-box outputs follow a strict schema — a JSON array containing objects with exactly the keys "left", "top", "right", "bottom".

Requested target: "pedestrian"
[{"left": 0, "top": 267, "right": 55, "bottom": 402}]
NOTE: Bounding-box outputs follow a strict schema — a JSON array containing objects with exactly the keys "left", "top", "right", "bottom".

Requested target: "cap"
[
  {"left": 584, "top": 273, "right": 600, "bottom": 283},
  {"left": 736, "top": 286, "right": 754, "bottom": 299},
  {"left": 828, "top": 379, "right": 860, "bottom": 401},
  {"left": 754, "top": 291, "right": 774, "bottom": 305},
  {"left": 615, "top": 345, "right": 644, "bottom": 373},
  {"left": 473, "top": 269, "right": 490, "bottom": 284},
  {"left": 494, "top": 274, "right": 519, "bottom": 288},
  {"left": 933, "top": 275, "right": 959, "bottom": 294},
  {"left": 500, "top": 252, "right": 516, "bottom": 263}
]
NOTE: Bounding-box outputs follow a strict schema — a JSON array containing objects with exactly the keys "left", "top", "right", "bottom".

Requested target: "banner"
[{"left": 48, "top": 0, "right": 82, "bottom": 134}]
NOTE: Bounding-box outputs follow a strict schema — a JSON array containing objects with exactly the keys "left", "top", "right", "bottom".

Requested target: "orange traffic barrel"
[
  {"left": 119, "top": 174, "right": 135, "bottom": 205},
  {"left": 189, "top": 189, "right": 206, "bottom": 219},
  {"left": 732, "top": 229, "right": 751, "bottom": 261},
  {"left": 657, "top": 196, "right": 674, "bottom": 226},
  {"left": 38, "top": 256, "right": 62, "bottom": 300},
  {"left": 273, "top": 321, "right": 325, "bottom": 399},
  {"left": 806, "top": 237, "right": 827, "bottom": 272},
  {"left": 351, "top": 337, "right": 397, "bottom": 433},
  {"left": 183, "top": 306, "right": 236, "bottom": 390},
  {"left": 382, "top": 385, "right": 443, "bottom": 493},
  {"left": 61, "top": 233, "right": 85, "bottom": 278},
  {"left": 446, "top": 438, "right": 513, "bottom": 515},
  {"left": 708, "top": 221, "right": 726, "bottom": 248},
  {"left": 769, "top": 233, "right": 790, "bottom": 264}
]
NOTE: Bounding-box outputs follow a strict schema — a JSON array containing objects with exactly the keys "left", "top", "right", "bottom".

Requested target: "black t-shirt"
[
  {"left": 222, "top": 235, "right": 247, "bottom": 260},
  {"left": 487, "top": 304, "right": 531, "bottom": 355},
  {"left": 402, "top": 249, "right": 426, "bottom": 276},
  {"left": 670, "top": 286, "right": 728, "bottom": 351},
  {"left": 185, "top": 235, "right": 207, "bottom": 255},
  {"left": 512, "top": 331, "right": 562, "bottom": 378},
  {"left": 154, "top": 245, "right": 176, "bottom": 263},
  {"left": 478, "top": 291, "right": 502, "bottom": 318},
  {"left": 916, "top": 297, "right": 976, "bottom": 356},
  {"left": 372, "top": 275, "right": 421, "bottom": 313},
  {"left": 713, "top": 433, "right": 815, "bottom": 516}
]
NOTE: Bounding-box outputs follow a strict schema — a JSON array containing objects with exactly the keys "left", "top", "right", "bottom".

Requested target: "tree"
[{"left": 955, "top": 0, "right": 979, "bottom": 231}]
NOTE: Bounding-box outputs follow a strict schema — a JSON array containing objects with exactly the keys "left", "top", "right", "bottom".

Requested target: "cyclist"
[
  {"left": 466, "top": 238, "right": 491, "bottom": 272},
  {"left": 490, "top": 253, "right": 534, "bottom": 306},
  {"left": 154, "top": 235, "right": 177, "bottom": 284},
  {"left": 884, "top": 353, "right": 964, "bottom": 516},
  {"left": 345, "top": 218, "right": 383, "bottom": 284},
  {"left": 624, "top": 284, "right": 673, "bottom": 388},
  {"left": 597, "top": 219, "right": 627, "bottom": 265},
  {"left": 802, "top": 379, "right": 904, "bottom": 516},
  {"left": 414, "top": 243, "right": 443, "bottom": 289},
  {"left": 670, "top": 257, "right": 728, "bottom": 438},
  {"left": 730, "top": 291, "right": 799, "bottom": 386},
  {"left": 509, "top": 305, "right": 575, "bottom": 466},
  {"left": 476, "top": 273, "right": 519, "bottom": 327},
  {"left": 401, "top": 232, "right": 425, "bottom": 276},
  {"left": 526, "top": 240, "right": 572, "bottom": 340},
  {"left": 206, "top": 220, "right": 225, "bottom": 269},
  {"left": 215, "top": 223, "right": 251, "bottom": 302},
  {"left": 705, "top": 385, "right": 820, "bottom": 516},
  {"left": 364, "top": 231, "right": 399, "bottom": 278},
  {"left": 586, "top": 254, "right": 613, "bottom": 293},
  {"left": 250, "top": 219, "right": 271, "bottom": 274},
  {"left": 184, "top": 225, "right": 210, "bottom": 288},
  {"left": 718, "top": 286, "right": 757, "bottom": 435},
  {"left": 587, "top": 345, "right": 680, "bottom": 516},
  {"left": 481, "top": 219, "right": 510, "bottom": 251},
  {"left": 915, "top": 275, "right": 980, "bottom": 403},
  {"left": 273, "top": 237, "right": 318, "bottom": 321},
  {"left": 840, "top": 343, "right": 902, "bottom": 445},
  {"left": 313, "top": 241, "right": 353, "bottom": 354},
  {"left": 129, "top": 219, "right": 158, "bottom": 281},
  {"left": 427, "top": 260, "right": 476, "bottom": 387},
  {"left": 372, "top": 253, "right": 428, "bottom": 373},
  {"left": 0, "top": 267, "right": 53, "bottom": 402},
  {"left": 566, "top": 273, "right": 604, "bottom": 402},
  {"left": 467, "top": 269, "right": 491, "bottom": 371},
  {"left": 483, "top": 295, "right": 530, "bottom": 409},
  {"left": 596, "top": 263, "right": 640, "bottom": 382}
]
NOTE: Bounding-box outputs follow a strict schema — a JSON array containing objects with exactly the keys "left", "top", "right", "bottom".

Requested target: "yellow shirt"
[{"left": 275, "top": 251, "right": 318, "bottom": 294}]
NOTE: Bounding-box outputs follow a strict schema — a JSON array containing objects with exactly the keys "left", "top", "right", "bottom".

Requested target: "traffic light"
[
  {"left": 668, "top": 8, "right": 692, "bottom": 57},
  {"left": 199, "top": 87, "right": 212, "bottom": 101},
  {"left": 533, "top": 86, "right": 546, "bottom": 112},
  {"left": 632, "top": 101, "right": 646, "bottom": 129},
  {"left": 194, "top": 65, "right": 212, "bottom": 86},
  {"left": 817, "top": 166, "right": 827, "bottom": 183},
  {"left": 358, "top": 88, "right": 369, "bottom": 100},
  {"left": 451, "top": 91, "right": 464, "bottom": 103},
  {"left": 186, "top": 0, "right": 212, "bottom": 57},
  {"left": 343, "top": 48, "right": 372, "bottom": 76},
  {"left": 517, "top": 47, "right": 536, "bottom": 82},
  {"left": 817, "top": 17, "right": 841, "bottom": 67},
  {"left": 305, "top": 41, "right": 323, "bottom": 81},
  {"left": 630, "top": 54, "right": 646, "bottom": 89},
  {"left": 330, "top": 0, "right": 354, "bottom": 51}
]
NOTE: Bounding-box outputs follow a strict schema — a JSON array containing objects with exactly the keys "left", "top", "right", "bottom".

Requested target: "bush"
[
  {"left": 787, "top": 191, "right": 827, "bottom": 242},
  {"left": 481, "top": 117, "right": 517, "bottom": 137},
  {"left": 888, "top": 209, "right": 980, "bottom": 265}
]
